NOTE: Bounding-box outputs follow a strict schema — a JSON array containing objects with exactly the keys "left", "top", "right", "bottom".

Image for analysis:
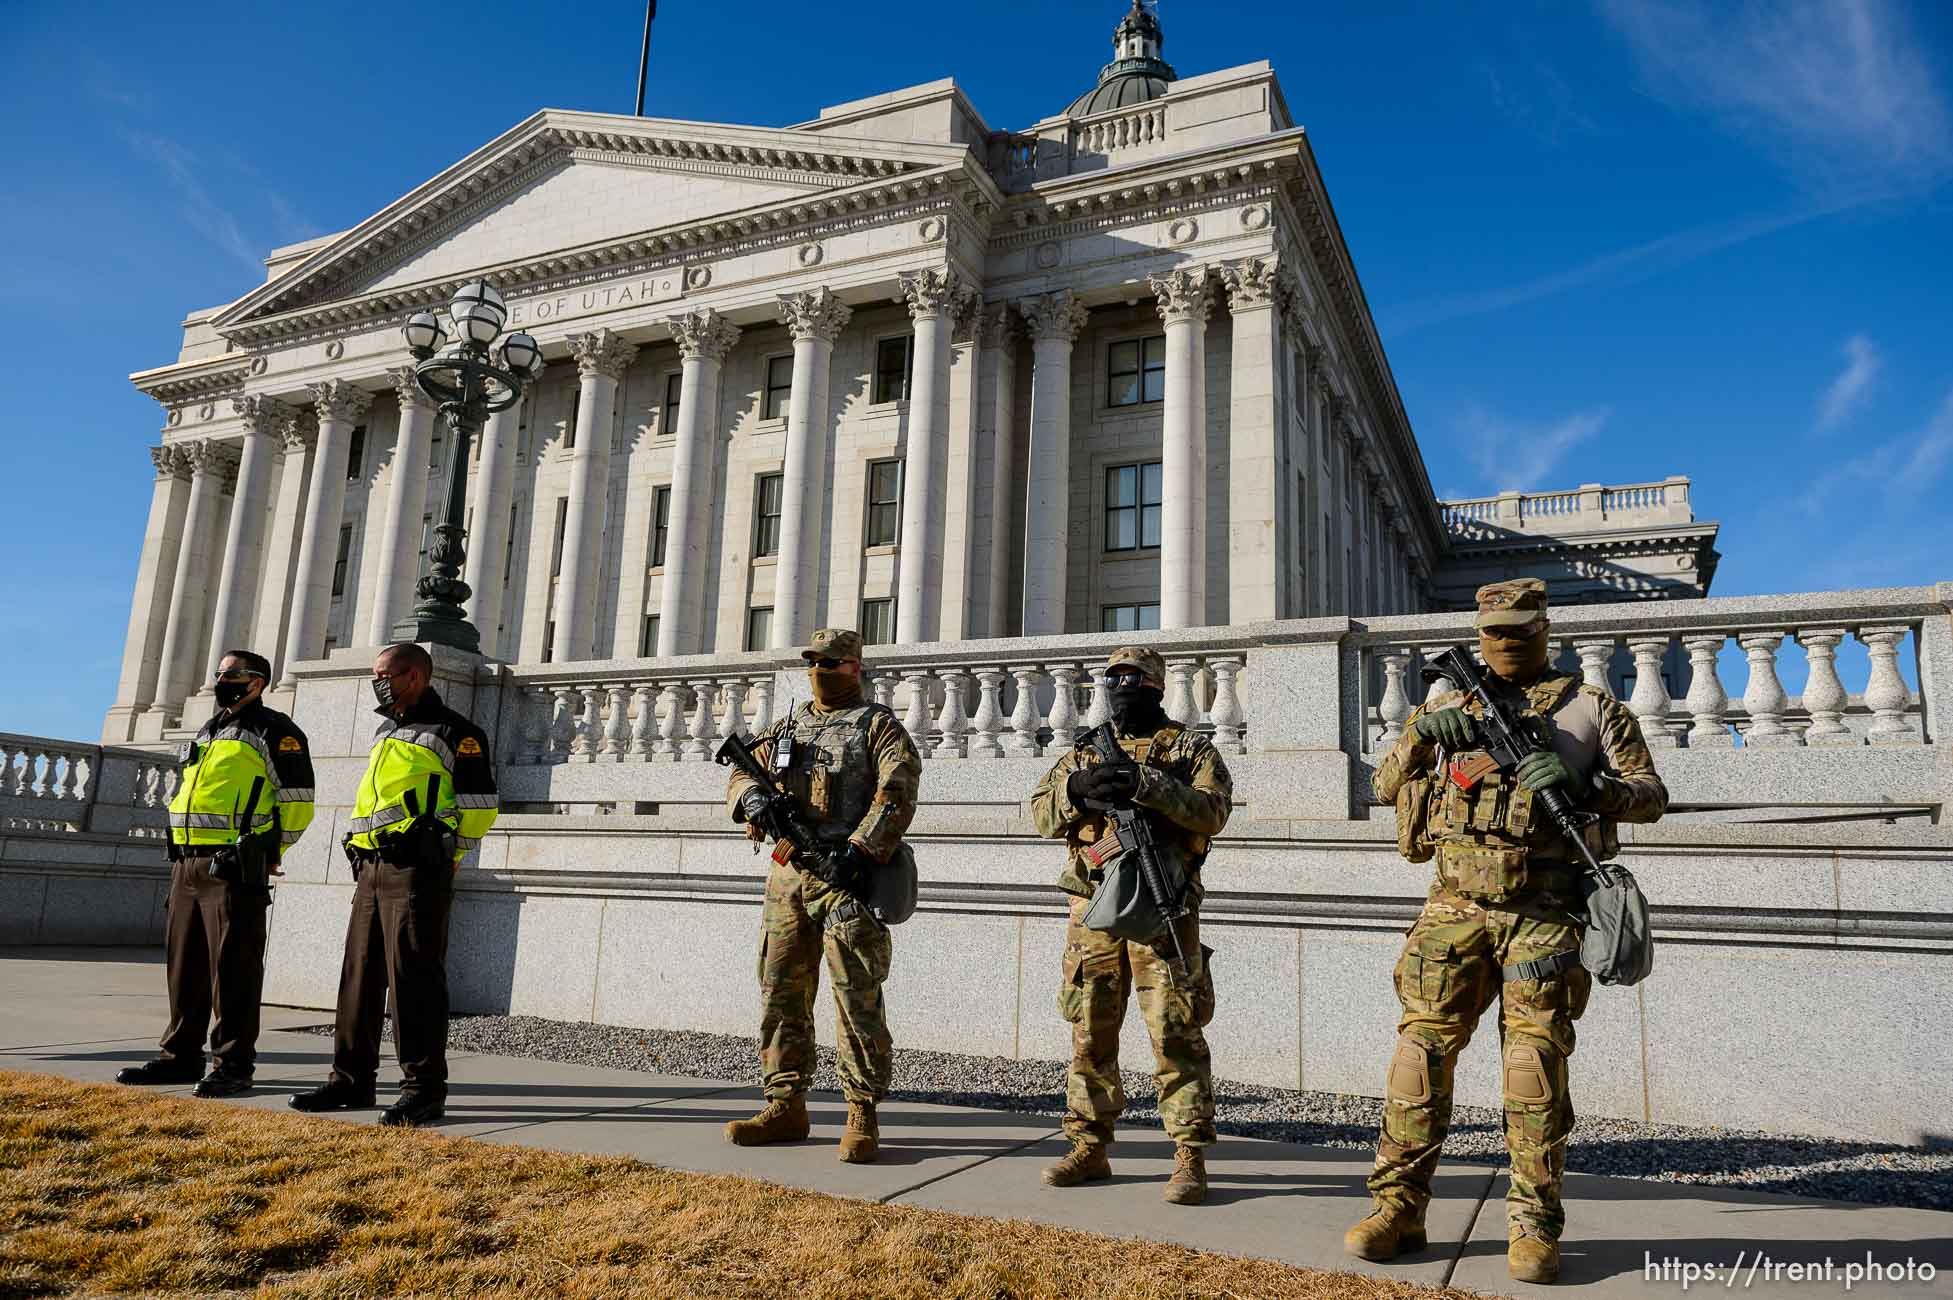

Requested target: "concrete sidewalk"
[{"left": 4, "top": 949, "right": 1948, "bottom": 1298}]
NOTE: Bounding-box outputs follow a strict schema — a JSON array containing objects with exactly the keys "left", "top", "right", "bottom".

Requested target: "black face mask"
[
  {"left": 213, "top": 681, "right": 252, "bottom": 711},
  {"left": 1109, "top": 684, "right": 1166, "bottom": 734},
  {"left": 371, "top": 676, "right": 397, "bottom": 710}
]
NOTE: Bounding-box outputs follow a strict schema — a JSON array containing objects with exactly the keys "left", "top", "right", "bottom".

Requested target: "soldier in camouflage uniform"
[
  {"left": 722, "top": 628, "right": 923, "bottom": 1164},
  {"left": 1346, "top": 578, "right": 1668, "bottom": 1284},
  {"left": 1029, "top": 646, "right": 1233, "bottom": 1205}
]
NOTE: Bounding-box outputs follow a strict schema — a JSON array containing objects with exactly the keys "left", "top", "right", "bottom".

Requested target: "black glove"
[
  {"left": 739, "top": 788, "right": 783, "bottom": 840},
  {"left": 1414, "top": 707, "right": 1476, "bottom": 750},
  {"left": 832, "top": 842, "right": 877, "bottom": 896},
  {"left": 1066, "top": 763, "right": 1139, "bottom": 812}
]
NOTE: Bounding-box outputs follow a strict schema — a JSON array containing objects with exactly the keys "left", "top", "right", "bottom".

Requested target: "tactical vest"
[
  {"left": 1400, "top": 674, "right": 1620, "bottom": 903},
  {"left": 768, "top": 701, "right": 890, "bottom": 842},
  {"left": 1059, "top": 726, "right": 1212, "bottom": 899}
]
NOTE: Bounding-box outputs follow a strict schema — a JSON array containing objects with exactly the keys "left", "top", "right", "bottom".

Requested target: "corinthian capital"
[
  {"left": 179, "top": 437, "right": 239, "bottom": 480},
  {"left": 308, "top": 378, "right": 374, "bottom": 426},
  {"left": 1149, "top": 265, "right": 1216, "bottom": 325},
  {"left": 282, "top": 408, "right": 319, "bottom": 453},
  {"left": 777, "top": 287, "right": 853, "bottom": 343},
  {"left": 975, "top": 301, "right": 1019, "bottom": 352},
  {"left": 232, "top": 393, "right": 294, "bottom": 437},
  {"left": 568, "top": 327, "right": 641, "bottom": 382},
  {"left": 1219, "top": 255, "right": 1296, "bottom": 314},
  {"left": 668, "top": 308, "right": 742, "bottom": 363},
  {"left": 388, "top": 366, "right": 436, "bottom": 412},
  {"left": 898, "top": 268, "right": 976, "bottom": 323},
  {"left": 1016, "top": 290, "right": 1090, "bottom": 344},
  {"left": 150, "top": 443, "right": 190, "bottom": 481}
]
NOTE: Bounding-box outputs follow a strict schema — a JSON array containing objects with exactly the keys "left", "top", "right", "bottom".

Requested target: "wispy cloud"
[
  {"left": 1481, "top": 58, "right": 1601, "bottom": 147},
  {"left": 267, "top": 194, "right": 322, "bottom": 245},
  {"left": 1597, "top": 0, "right": 1953, "bottom": 193},
  {"left": 119, "top": 130, "right": 263, "bottom": 275},
  {"left": 1457, "top": 404, "right": 1612, "bottom": 492},
  {"left": 1795, "top": 388, "right": 1953, "bottom": 514},
  {"left": 1815, "top": 333, "right": 1882, "bottom": 431}
]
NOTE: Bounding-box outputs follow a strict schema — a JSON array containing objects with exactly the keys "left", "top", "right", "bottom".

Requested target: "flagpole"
[{"left": 634, "top": 0, "right": 658, "bottom": 116}]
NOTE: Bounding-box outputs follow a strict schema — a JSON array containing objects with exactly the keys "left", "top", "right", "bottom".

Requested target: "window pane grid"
[
  {"left": 755, "top": 473, "right": 783, "bottom": 556},
  {"left": 867, "top": 460, "right": 901, "bottom": 547},
  {"left": 651, "top": 485, "right": 671, "bottom": 568},
  {"left": 1104, "top": 461, "right": 1163, "bottom": 552},
  {"left": 1108, "top": 335, "right": 1166, "bottom": 407},
  {"left": 763, "top": 356, "right": 793, "bottom": 420},
  {"left": 873, "top": 337, "right": 913, "bottom": 404}
]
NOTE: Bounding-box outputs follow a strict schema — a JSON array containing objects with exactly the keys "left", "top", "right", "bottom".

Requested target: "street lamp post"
[{"left": 389, "top": 279, "right": 544, "bottom": 652}]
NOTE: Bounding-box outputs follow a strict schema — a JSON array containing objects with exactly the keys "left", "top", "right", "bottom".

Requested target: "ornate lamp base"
[{"left": 388, "top": 609, "right": 481, "bottom": 655}]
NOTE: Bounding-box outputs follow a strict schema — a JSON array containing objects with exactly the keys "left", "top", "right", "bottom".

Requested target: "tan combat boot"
[
  {"left": 1343, "top": 1202, "right": 1428, "bottom": 1261},
  {"left": 722, "top": 1095, "right": 809, "bottom": 1146},
  {"left": 1508, "top": 1226, "right": 1560, "bottom": 1284},
  {"left": 1162, "top": 1144, "right": 1207, "bottom": 1205},
  {"left": 1040, "top": 1140, "right": 1111, "bottom": 1187},
  {"left": 837, "top": 1101, "right": 879, "bottom": 1164}
]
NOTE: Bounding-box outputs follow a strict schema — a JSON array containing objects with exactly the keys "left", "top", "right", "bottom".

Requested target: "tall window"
[
  {"left": 1105, "top": 461, "right": 1163, "bottom": 551},
  {"left": 873, "top": 336, "right": 913, "bottom": 404},
  {"left": 861, "top": 598, "right": 894, "bottom": 645},
  {"left": 330, "top": 525, "right": 354, "bottom": 597},
  {"left": 502, "top": 502, "right": 519, "bottom": 587},
  {"left": 1108, "top": 336, "right": 1166, "bottom": 407},
  {"left": 345, "top": 426, "right": 367, "bottom": 481},
  {"left": 640, "top": 613, "right": 661, "bottom": 658},
  {"left": 548, "top": 497, "right": 570, "bottom": 578},
  {"left": 865, "top": 460, "right": 901, "bottom": 546},
  {"left": 563, "top": 387, "right": 580, "bottom": 450},
  {"left": 762, "top": 356, "right": 793, "bottom": 420},
  {"left": 429, "top": 433, "right": 444, "bottom": 475},
  {"left": 754, "top": 473, "right": 784, "bottom": 556},
  {"left": 1102, "top": 603, "right": 1161, "bottom": 632},
  {"left": 650, "top": 485, "right": 672, "bottom": 567},
  {"left": 746, "top": 607, "right": 774, "bottom": 651},
  {"left": 1296, "top": 472, "right": 1308, "bottom": 586},
  {"left": 662, "top": 372, "right": 682, "bottom": 432},
  {"left": 416, "top": 513, "right": 433, "bottom": 576}
]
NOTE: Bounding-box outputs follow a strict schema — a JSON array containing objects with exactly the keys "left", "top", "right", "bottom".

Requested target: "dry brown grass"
[{"left": 0, "top": 1071, "right": 1472, "bottom": 1299}]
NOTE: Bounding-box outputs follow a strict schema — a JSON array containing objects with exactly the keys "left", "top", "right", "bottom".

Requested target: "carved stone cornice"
[
  {"left": 131, "top": 356, "right": 251, "bottom": 408},
  {"left": 1220, "top": 255, "right": 1296, "bottom": 315},
  {"left": 776, "top": 288, "right": 853, "bottom": 344},
  {"left": 282, "top": 409, "right": 319, "bottom": 453},
  {"left": 568, "top": 327, "right": 640, "bottom": 382},
  {"left": 150, "top": 444, "right": 190, "bottom": 482},
  {"left": 1149, "top": 265, "right": 1215, "bottom": 326},
  {"left": 668, "top": 307, "right": 742, "bottom": 363},
  {"left": 308, "top": 379, "right": 375, "bottom": 426},
  {"left": 1016, "top": 290, "right": 1090, "bottom": 345},
  {"left": 975, "top": 301, "right": 1019, "bottom": 352},
  {"left": 232, "top": 394, "right": 294, "bottom": 438},
  {"left": 898, "top": 268, "right": 976, "bottom": 322},
  {"left": 388, "top": 366, "right": 437, "bottom": 412}
]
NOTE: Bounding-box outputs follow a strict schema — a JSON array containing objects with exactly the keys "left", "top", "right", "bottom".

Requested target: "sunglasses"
[
  {"left": 212, "top": 669, "right": 266, "bottom": 683},
  {"left": 809, "top": 658, "right": 856, "bottom": 671},
  {"left": 1103, "top": 670, "right": 1150, "bottom": 687}
]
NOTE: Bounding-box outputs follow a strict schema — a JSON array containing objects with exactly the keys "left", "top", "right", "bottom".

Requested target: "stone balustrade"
[
  {"left": 0, "top": 732, "right": 174, "bottom": 836},
  {"left": 1070, "top": 102, "right": 1169, "bottom": 161},
  {"left": 1441, "top": 476, "right": 1694, "bottom": 537}
]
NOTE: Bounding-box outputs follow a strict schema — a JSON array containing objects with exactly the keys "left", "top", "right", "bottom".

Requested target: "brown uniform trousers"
[
  {"left": 328, "top": 855, "right": 454, "bottom": 1100},
  {"left": 158, "top": 853, "right": 269, "bottom": 1075}
]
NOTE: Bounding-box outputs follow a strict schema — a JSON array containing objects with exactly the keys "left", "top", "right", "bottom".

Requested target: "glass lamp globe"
[
  {"left": 501, "top": 331, "right": 540, "bottom": 377},
  {"left": 449, "top": 279, "right": 508, "bottom": 346},
  {"left": 402, "top": 310, "right": 445, "bottom": 353}
]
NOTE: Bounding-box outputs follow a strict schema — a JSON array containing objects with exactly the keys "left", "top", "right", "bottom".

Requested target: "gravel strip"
[{"left": 301, "top": 1014, "right": 1952, "bottom": 1212}]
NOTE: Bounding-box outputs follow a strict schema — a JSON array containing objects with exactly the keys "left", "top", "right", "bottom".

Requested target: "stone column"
[
  {"left": 254, "top": 412, "right": 316, "bottom": 684},
  {"left": 367, "top": 368, "right": 438, "bottom": 646},
  {"left": 1220, "top": 256, "right": 1291, "bottom": 625},
  {"left": 104, "top": 445, "right": 192, "bottom": 741},
  {"left": 658, "top": 308, "right": 741, "bottom": 656},
  {"left": 205, "top": 395, "right": 289, "bottom": 667},
  {"left": 773, "top": 288, "right": 852, "bottom": 648},
  {"left": 148, "top": 439, "right": 237, "bottom": 726},
  {"left": 938, "top": 296, "right": 982, "bottom": 641},
  {"left": 464, "top": 403, "right": 522, "bottom": 660},
  {"left": 283, "top": 380, "right": 372, "bottom": 683},
  {"left": 977, "top": 304, "right": 1020, "bottom": 637},
  {"left": 552, "top": 328, "right": 639, "bottom": 661},
  {"left": 895, "top": 268, "right": 971, "bottom": 644},
  {"left": 1150, "top": 266, "right": 1214, "bottom": 630},
  {"left": 1015, "top": 290, "right": 1090, "bottom": 637}
]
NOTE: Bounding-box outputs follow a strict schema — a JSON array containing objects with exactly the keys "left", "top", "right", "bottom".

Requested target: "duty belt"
[{"left": 1503, "top": 949, "right": 1582, "bottom": 983}]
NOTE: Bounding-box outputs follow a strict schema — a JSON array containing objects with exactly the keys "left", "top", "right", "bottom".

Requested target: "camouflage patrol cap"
[
  {"left": 1475, "top": 577, "right": 1550, "bottom": 628},
  {"left": 1105, "top": 645, "right": 1166, "bottom": 684},
  {"left": 801, "top": 628, "right": 864, "bottom": 662}
]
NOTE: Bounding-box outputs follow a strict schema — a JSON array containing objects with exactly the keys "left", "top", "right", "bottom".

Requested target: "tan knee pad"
[
  {"left": 1386, "top": 1033, "right": 1438, "bottom": 1104},
  {"left": 1502, "top": 1040, "right": 1559, "bottom": 1108}
]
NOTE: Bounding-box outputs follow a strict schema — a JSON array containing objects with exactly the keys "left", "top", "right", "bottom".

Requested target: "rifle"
[
  {"left": 714, "top": 732, "right": 857, "bottom": 894},
  {"left": 1432, "top": 646, "right": 1619, "bottom": 884},
  {"left": 1083, "top": 722, "right": 1190, "bottom": 977}
]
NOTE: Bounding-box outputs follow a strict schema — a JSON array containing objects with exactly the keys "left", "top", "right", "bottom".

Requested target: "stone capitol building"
[{"left": 103, "top": 2, "right": 1717, "bottom": 743}]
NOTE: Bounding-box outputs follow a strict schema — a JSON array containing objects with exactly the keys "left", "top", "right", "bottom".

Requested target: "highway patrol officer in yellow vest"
[
  {"left": 290, "top": 642, "right": 498, "bottom": 1127},
  {"left": 118, "top": 649, "right": 315, "bottom": 1097}
]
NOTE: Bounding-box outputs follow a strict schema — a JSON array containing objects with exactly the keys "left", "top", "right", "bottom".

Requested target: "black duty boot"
[
  {"left": 379, "top": 1093, "right": 445, "bottom": 1128},
  {"left": 288, "top": 1079, "right": 377, "bottom": 1112},
  {"left": 116, "top": 1058, "right": 203, "bottom": 1085},
  {"left": 193, "top": 1070, "right": 255, "bottom": 1098}
]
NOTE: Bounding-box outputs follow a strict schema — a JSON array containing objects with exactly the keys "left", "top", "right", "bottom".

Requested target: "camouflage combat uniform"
[
  {"left": 1367, "top": 668, "right": 1668, "bottom": 1239},
  {"left": 1030, "top": 718, "right": 1233, "bottom": 1148},
  {"left": 725, "top": 696, "right": 922, "bottom": 1105}
]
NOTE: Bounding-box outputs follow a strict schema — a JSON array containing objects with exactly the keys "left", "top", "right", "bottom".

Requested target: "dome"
[{"left": 1063, "top": 1, "right": 1177, "bottom": 119}]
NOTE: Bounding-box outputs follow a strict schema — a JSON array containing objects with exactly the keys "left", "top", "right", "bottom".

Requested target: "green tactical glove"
[
  {"left": 1516, "top": 750, "right": 1587, "bottom": 796},
  {"left": 1413, "top": 707, "right": 1475, "bottom": 750}
]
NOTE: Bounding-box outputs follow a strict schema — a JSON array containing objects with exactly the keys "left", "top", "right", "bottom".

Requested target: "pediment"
[{"left": 218, "top": 109, "right": 968, "bottom": 330}]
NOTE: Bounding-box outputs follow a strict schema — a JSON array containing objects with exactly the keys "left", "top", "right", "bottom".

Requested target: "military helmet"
[
  {"left": 1474, "top": 578, "right": 1549, "bottom": 629},
  {"left": 801, "top": 628, "right": 864, "bottom": 662},
  {"left": 1104, "top": 645, "right": 1166, "bottom": 685}
]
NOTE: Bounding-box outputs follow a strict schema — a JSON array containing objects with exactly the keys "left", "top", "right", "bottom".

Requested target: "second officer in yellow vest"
[
  {"left": 289, "top": 642, "right": 498, "bottom": 1127},
  {"left": 118, "top": 649, "right": 315, "bottom": 1097}
]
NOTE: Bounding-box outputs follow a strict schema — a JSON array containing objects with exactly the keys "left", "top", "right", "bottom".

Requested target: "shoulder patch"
[
  {"left": 278, "top": 734, "right": 304, "bottom": 753},
  {"left": 458, "top": 736, "right": 483, "bottom": 756}
]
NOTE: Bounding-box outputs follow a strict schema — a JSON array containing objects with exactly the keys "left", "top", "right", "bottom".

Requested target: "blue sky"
[{"left": 2, "top": 1, "right": 1948, "bottom": 740}]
